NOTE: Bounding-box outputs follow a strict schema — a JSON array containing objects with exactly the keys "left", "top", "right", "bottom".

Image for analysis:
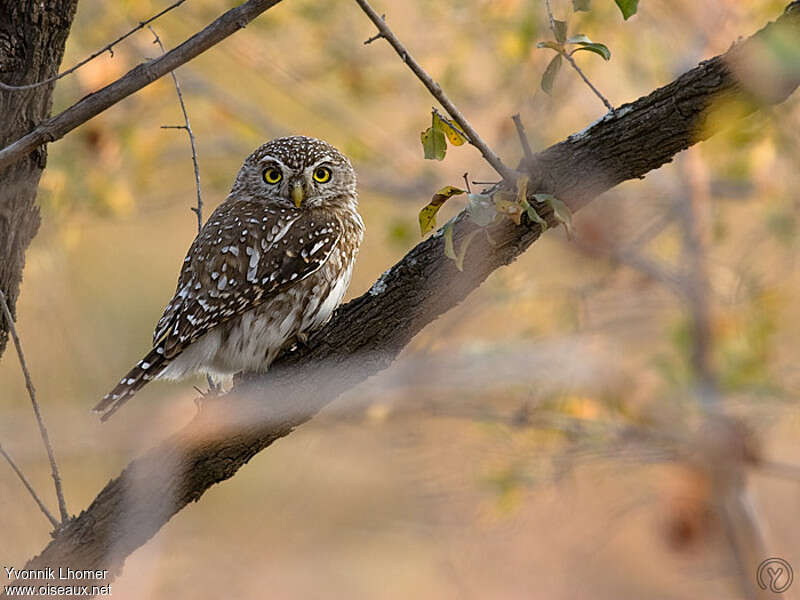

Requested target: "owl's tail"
[{"left": 93, "top": 345, "right": 167, "bottom": 422}]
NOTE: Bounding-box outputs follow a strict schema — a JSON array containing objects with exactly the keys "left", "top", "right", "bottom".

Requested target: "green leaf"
[
  {"left": 565, "top": 34, "right": 592, "bottom": 44},
  {"left": 573, "top": 0, "right": 591, "bottom": 11},
  {"left": 553, "top": 19, "right": 568, "bottom": 43},
  {"left": 454, "top": 229, "right": 481, "bottom": 272},
  {"left": 418, "top": 186, "right": 466, "bottom": 236},
  {"left": 521, "top": 197, "right": 548, "bottom": 231},
  {"left": 443, "top": 221, "right": 457, "bottom": 261},
  {"left": 442, "top": 222, "right": 481, "bottom": 271},
  {"left": 536, "top": 40, "right": 563, "bottom": 52},
  {"left": 432, "top": 110, "right": 468, "bottom": 146},
  {"left": 533, "top": 193, "right": 555, "bottom": 204},
  {"left": 467, "top": 193, "right": 497, "bottom": 226},
  {"left": 420, "top": 126, "right": 447, "bottom": 160},
  {"left": 549, "top": 196, "right": 574, "bottom": 238},
  {"left": 572, "top": 42, "right": 611, "bottom": 60},
  {"left": 613, "top": 0, "right": 639, "bottom": 20},
  {"left": 541, "top": 54, "right": 562, "bottom": 95}
]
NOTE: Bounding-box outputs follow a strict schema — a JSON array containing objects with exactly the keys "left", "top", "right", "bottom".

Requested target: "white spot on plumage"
[
  {"left": 217, "top": 275, "right": 228, "bottom": 290},
  {"left": 246, "top": 247, "right": 260, "bottom": 283},
  {"left": 309, "top": 240, "right": 326, "bottom": 256}
]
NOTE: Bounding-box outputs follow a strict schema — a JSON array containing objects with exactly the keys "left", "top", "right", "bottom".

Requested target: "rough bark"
[
  {"left": 6, "top": 4, "right": 799, "bottom": 596},
  {"left": 0, "top": 0, "right": 79, "bottom": 357}
]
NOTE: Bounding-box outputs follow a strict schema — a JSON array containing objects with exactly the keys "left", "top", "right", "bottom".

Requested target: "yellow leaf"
[
  {"left": 419, "top": 186, "right": 466, "bottom": 236},
  {"left": 516, "top": 174, "right": 529, "bottom": 203},
  {"left": 495, "top": 199, "right": 524, "bottom": 225},
  {"left": 432, "top": 110, "right": 468, "bottom": 146}
]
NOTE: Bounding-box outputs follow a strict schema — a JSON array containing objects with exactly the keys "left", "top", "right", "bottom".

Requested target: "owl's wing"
[
  {"left": 153, "top": 199, "right": 341, "bottom": 360},
  {"left": 153, "top": 242, "right": 200, "bottom": 346}
]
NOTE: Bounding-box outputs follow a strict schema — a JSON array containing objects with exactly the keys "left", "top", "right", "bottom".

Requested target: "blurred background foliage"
[{"left": 1, "top": 0, "right": 799, "bottom": 598}]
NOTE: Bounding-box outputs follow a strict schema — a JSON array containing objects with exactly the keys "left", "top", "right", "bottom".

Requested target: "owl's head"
[{"left": 232, "top": 136, "right": 356, "bottom": 210}]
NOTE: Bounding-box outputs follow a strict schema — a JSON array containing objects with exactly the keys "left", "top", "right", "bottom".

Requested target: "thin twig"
[
  {"left": 150, "top": 27, "right": 204, "bottom": 234},
  {"left": 0, "top": 0, "right": 188, "bottom": 92},
  {"left": 0, "top": 290, "right": 68, "bottom": 523},
  {"left": 562, "top": 53, "right": 614, "bottom": 112},
  {"left": 543, "top": 0, "right": 614, "bottom": 112},
  {"left": 543, "top": 0, "right": 559, "bottom": 38},
  {"left": 363, "top": 13, "right": 386, "bottom": 44},
  {"left": 511, "top": 114, "right": 534, "bottom": 162},
  {"left": 151, "top": 26, "right": 213, "bottom": 395},
  {"left": 0, "top": 443, "right": 60, "bottom": 529},
  {"left": 0, "top": 0, "right": 286, "bottom": 171},
  {"left": 355, "top": 0, "right": 516, "bottom": 181}
]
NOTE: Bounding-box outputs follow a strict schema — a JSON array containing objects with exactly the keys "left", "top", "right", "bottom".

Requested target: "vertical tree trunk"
[{"left": 0, "top": 0, "right": 79, "bottom": 357}]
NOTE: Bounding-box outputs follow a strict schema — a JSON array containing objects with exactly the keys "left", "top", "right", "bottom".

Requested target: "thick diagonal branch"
[{"left": 10, "top": 3, "right": 800, "bottom": 596}]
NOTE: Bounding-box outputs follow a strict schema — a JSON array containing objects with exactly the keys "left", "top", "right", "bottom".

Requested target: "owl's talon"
[{"left": 206, "top": 374, "right": 223, "bottom": 395}]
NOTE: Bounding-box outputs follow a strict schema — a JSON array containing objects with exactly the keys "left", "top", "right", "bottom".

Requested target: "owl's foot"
[
  {"left": 206, "top": 374, "right": 223, "bottom": 394},
  {"left": 193, "top": 375, "right": 224, "bottom": 412},
  {"left": 287, "top": 332, "right": 311, "bottom": 352}
]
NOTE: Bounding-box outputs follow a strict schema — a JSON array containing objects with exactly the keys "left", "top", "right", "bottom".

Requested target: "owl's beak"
[{"left": 291, "top": 181, "right": 305, "bottom": 208}]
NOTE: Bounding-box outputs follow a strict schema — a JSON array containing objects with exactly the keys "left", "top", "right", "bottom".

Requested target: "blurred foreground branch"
[{"left": 8, "top": 3, "right": 800, "bottom": 596}]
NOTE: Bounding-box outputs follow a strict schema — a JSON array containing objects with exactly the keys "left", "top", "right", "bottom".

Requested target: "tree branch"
[
  {"left": 543, "top": 0, "right": 614, "bottom": 112},
  {"left": 354, "top": 0, "right": 517, "bottom": 181},
  {"left": 149, "top": 27, "right": 205, "bottom": 235},
  {"left": 0, "top": 290, "right": 68, "bottom": 524},
  {"left": 9, "top": 3, "right": 800, "bottom": 594},
  {"left": 0, "top": 443, "right": 59, "bottom": 530},
  {"left": 0, "top": 0, "right": 187, "bottom": 92},
  {"left": 0, "top": 0, "right": 286, "bottom": 172}
]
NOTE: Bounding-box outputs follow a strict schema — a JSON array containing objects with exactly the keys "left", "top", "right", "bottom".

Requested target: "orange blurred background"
[{"left": 1, "top": 1, "right": 799, "bottom": 598}]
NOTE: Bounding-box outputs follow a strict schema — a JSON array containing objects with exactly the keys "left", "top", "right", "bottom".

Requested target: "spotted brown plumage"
[{"left": 94, "top": 136, "right": 364, "bottom": 421}]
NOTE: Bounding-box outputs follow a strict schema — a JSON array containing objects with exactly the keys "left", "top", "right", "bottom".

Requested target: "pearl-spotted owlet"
[{"left": 94, "top": 136, "right": 364, "bottom": 421}]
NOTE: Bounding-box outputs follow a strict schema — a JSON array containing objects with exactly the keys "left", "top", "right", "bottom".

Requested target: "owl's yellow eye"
[
  {"left": 313, "top": 166, "right": 332, "bottom": 183},
  {"left": 263, "top": 168, "right": 282, "bottom": 184}
]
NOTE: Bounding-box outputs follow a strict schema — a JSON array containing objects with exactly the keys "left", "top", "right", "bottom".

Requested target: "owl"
[{"left": 93, "top": 136, "right": 364, "bottom": 421}]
